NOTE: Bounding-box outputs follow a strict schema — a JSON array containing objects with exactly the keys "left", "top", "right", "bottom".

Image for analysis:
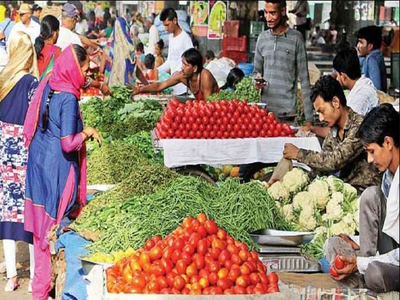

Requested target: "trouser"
[
  {"left": 2, "top": 239, "right": 34, "bottom": 279},
  {"left": 32, "top": 235, "right": 52, "bottom": 300},
  {"left": 324, "top": 186, "right": 399, "bottom": 292}
]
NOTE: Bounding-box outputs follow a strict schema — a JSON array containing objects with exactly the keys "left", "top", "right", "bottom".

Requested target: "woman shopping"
[
  {"left": 0, "top": 31, "right": 38, "bottom": 293},
  {"left": 23, "top": 44, "right": 101, "bottom": 300}
]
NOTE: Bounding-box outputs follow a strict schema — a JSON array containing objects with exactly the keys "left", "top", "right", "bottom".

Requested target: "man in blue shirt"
[
  {"left": 357, "top": 26, "right": 387, "bottom": 92},
  {"left": 0, "top": 5, "right": 15, "bottom": 41}
]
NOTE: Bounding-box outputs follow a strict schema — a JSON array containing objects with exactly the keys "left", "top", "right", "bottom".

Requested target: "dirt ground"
[
  {"left": 0, "top": 240, "right": 31, "bottom": 300},
  {"left": 0, "top": 240, "right": 337, "bottom": 300}
]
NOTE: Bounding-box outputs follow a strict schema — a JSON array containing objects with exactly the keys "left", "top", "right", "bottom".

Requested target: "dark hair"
[
  {"left": 205, "top": 50, "right": 215, "bottom": 60},
  {"left": 144, "top": 54, "right": 155, "bottom": 69},
  {"left": 160, "top": 7, "right": 177, "bottom": 22},
  {"left": 223, "top": 68, "right": 245, "bottom": 90},
  {"left": 265, "top": 0, "right": 287, "bottom": 9},
  {"left": 156, "top": 39, "right": 164, "bottom": 50},
  {"left": 333, "top": 47, "right": 361, "bottom": 80},
  {"left": 42, "top": 44, "right": 87, "bottom": 132},
  {"left": 35, "top": 15, "right": 60, "bottom": 59},
  {"left": 108, "top": 17, "right": 116, "bottom": 27},
  {"left": 192, "top": 37, "right": 199, "bottom": 49},
  {"left": 357, "top": 104, "right": 399, "bottom": 147},
  {"left": 357, "top": 26, "right": 382, "bottom": 50},
  {"left": 311, "top": 75, "right": 347, "bottom": 107},
  {"left": 73, "top": 44, "right": 88, "bottom": 66},
  {"left": 182, "top": 48, "right": 203, "bottom": 73},
  {"left": 136, "top": 42, "right": 144, "bottom": 52}
]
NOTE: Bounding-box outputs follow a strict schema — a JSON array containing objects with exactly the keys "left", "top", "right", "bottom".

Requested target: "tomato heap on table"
[
  {"left": 106, "top": 213, "right": 280, "bottom": 295},
  {"left": 155, "top": 99, "right": 295, "bottom": 139}
]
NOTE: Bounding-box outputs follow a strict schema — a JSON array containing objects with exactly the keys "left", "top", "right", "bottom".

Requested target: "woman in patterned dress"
[{"left": 0, "top": 31, "right": 38, "bottom": 292}]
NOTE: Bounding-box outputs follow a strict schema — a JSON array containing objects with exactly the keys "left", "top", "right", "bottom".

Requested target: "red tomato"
[
  {"left": 173, "top": 237, "right": 185, "bottom": 251},
  {"left": 131, "top": 274, "right": 146, "bottom": 290},
  {"left": 217, "top": 268, "right": 229, "bottom": 279},
  {"left": 199, "top": 277, "right": 209, "bottom": 289},
  {"left": 199, "top": 269, "right": 210, "bottom": 279},
  {"left": 218, "top": 250, "right": 231, "bottom": 264},
  {"left": 181, "top": 252, "right": 192, "bottom": 265},
  {"left": 267, "top": 283, "right": 280, "bottom": 293},
  {"left": 204, "top": 220, "right": 218, "bottom": 235},
  {"left": 209, "top": 260, "right": 221, "bottom": 273},
  {"left": 149, "top": 246, "right": 163, "bottom": 261},
  {"left": 240, "top": 264, "right": 251, "bottom": 275},
  {"left": 267, "top": 272, "right": 279, "bottom": 284},
  {"left": 156, "top": 276, "right": 169, "bottom": 289},
  {"left": 194, "top": 255, "right": 205, "bottom": 270},
  {"left": 208, "top": 272, "right": 218, "bottom": 285},
  {"left": 236, "top": 276, "right": 249, "bottom": 288},
  {"left": 145, "top": 239, "right": 155, "bottom": 251},
  {"left": 197, "top": 239, "right": 209, "bottom": 255},
  {"left": 171, "top": 250, "right": 181, "bottom": 264},
  {"left": 228, "top": 268, "right": 240, "bottom": 282},
  {"left": 267, "top": 112, "right": 275, "bottom": 121},
  {"left": 330, "top": 266, "right": 339, "bottom": 277},
  {"left": 217, "top": 278, "right": 233, "bottom": 290},
  {"left": 176, "top": 260, "right": 187, "bottom": 275},
  {"left": 160, "top": 258, "right": 173, "bottom": 274},
  {"left": 233, "top": 286, "right": 247, "bottom": 294},
  {"left": 186, "top": 265, "right": 198, "bottom": 278},
  {"left": 334, "top": 256, "right": 345, "bottom": 269},
  {"left": 173, "top": 275, "right": 186, "bottom": 291},
  {"left": 210, "top": 247, "right": 221, "bottom": 260},
  {"left": 231, "top": 254, "right": 241, "bottom": 265},
  {"left": 227, "top": 244, "right": 239, "bottom": 255}
]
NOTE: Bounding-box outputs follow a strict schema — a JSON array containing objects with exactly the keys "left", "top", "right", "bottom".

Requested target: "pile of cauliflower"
[{"left": 267, "top": 170, "right": 360, "bottom": 256}]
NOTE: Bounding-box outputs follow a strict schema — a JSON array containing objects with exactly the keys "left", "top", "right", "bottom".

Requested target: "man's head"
[
  {"left": 160, "top": 7, "right": 178, "bottom": 34},
  {"left": 62, "top": 3, "right": 79, "bottom": 30},
  {"left": 136, "top": 42, "right": 144, "bottom": 54},
  {"left": 146, "top": 16, "right": 154, "bottom": 29},
  {"left": 333, "top": 47, "right": 361, "bottom": 89},
  {"left": 18, "top": 4, "right": 32, "bottom": 25},
  {"left": 205, "top": 50, "right": 215, "bottom": 63},
  {"left": 311, "top": 75, "right": 347, "bottom": 128},
  {"left": 357, "top": 26, "right": 382, "bottom": 57},
  {"left": 181, "top": 48, "right": 203, "bottom": 78},
  {"left": 32, "top": 4, "right": 42, "bottom": 18},
  {"left": 264, "top": 1, "right": 287, "bottom": 30},
  {"left": 357, "top": 104, "right": 399, "bottom": 172}
]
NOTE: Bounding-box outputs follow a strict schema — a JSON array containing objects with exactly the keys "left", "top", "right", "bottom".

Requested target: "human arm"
[
  {"left": 60, "top": 97, "right": 101, "bottom": 153},
  {"left": 296, "top": 37, "right": 313, "bottom": 122},
  {"left": 79, "top": 34, "right": 100, "bottom": 50},
  {"left": 201, "top": 70, "right": 217, "bottom": 100},
  {"left": 296, "top": 129, "right": 365, "bottom": 172},
  {"left": 136, "top": 67, "right": 149, "bottom": 85},
  {"left": 132, "top": 71, "right": 183, "bottom": 95},
  {"left": 306, "top": 125, "right": 330, "bottom": 138}
]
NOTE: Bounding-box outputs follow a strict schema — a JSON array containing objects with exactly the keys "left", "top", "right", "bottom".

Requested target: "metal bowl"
[{"left": 250, "top": 229, "right": 315, "bottom": 246}]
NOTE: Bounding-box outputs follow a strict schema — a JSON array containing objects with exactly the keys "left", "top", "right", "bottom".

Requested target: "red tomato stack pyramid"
[
  {"left": 155, "top": 99, "right": 295, "bottom": 139},
  {"left": 106, "top": 213, "right": 280, "bottom": 295}
]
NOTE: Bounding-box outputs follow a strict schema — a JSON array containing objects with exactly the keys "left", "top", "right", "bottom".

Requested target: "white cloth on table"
[{"left": 160, "top": 137, "right": 321, "bottom": 168}]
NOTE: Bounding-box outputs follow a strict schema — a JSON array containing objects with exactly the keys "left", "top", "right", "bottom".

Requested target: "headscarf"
[
  {"left": 23, "top": 45, "right": 85, "bottom": 148},
  {"left": 106, "top": 17, "right": 136, "bottom": 87},
  {"left": 0, "top": 31, "right": 38, "bottom": 102}
]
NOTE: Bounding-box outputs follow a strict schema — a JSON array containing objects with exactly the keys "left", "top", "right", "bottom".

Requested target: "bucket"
[{"left": 238, "top": 63, "right": 254, "bottom": 77}]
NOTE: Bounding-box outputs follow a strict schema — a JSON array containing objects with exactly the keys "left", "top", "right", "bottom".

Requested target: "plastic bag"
[{"left": 206, "top": 58, "right": 236, "bottom": 87}]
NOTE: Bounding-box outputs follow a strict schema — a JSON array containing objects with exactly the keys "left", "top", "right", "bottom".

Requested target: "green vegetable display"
[
  {"left": 208, "top": 77, "right": 260, "bottom": 103},
  {"left": 73, "top": 177, "right": 291, "bottom": 254}
]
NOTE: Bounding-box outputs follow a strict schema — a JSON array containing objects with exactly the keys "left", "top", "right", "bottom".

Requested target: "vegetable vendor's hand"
[
  {"left": 83, "top": 127, "right": 102, "bottom": 147},
  {"left": 301, "top": 122, "right": 313, "bottom": 133},
  {"left": 132, "top": 84, "right": 141, "bottom": 96},
  {"left": 254, "top": 73, "right": 267, "bottom": 90},
  {"left": 283, "top": 143, "right": 299, "bottom": 160},
  {"left": 339, "top": 234, "right": 360, "bottom": 251},
  {"left": 100, "top": 82, "right": 112, "bottom": 96},
  {"left": 331, "top": 255, "right": 358, "bottom": 281}
]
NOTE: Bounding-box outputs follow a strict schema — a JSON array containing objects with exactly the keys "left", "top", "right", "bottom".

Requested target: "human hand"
[
  {"left": 283, "top": 143, "right": 299, "bottom": 160},
  {"left": 331, "top": 255, "right": 358, "bottom": 281},
  {"left": 100, "top": 82, "right": 112, "bottom": 96},
  {"left": 339, "top": 234, "right": 360, "bottom": 251},
  {"left": 83, "top": 127, "right": 102, "bottom": 147},
  {"left": 254, "top": 74, "right": 267, "bottom": 91}
]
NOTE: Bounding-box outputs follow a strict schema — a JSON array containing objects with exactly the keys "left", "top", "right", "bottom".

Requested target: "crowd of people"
[{"left": 0, "top": 0, "right": 398, "bottom": 299}]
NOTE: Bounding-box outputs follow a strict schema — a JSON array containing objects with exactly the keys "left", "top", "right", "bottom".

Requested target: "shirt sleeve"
[
  {"left": 365, "top": 57, "right": 382, "bottom": 91},
  {"left": 357, "top": 248, "right": 399, "bottom": 275},
  {"left": 254, "top": 35, "right": 264, "bottom": 74},
  {"left": 296, "top": 128, "right": 365, "bottom": 172},
  {"left": 60, "top": 95, "right": 80, "bottom": 138},
  {"left": 296, "top": 36, "right": 313, "bottom": 121}
]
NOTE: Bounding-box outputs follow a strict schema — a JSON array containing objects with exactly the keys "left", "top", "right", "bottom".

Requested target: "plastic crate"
[
  {"left": 250, "top": 21, "right": 265, "bottom": 37},
  {"left": 221, "top": 51, "right": 247, "bottom": 64},
  {"left": 222, "top": 36, "right": 247, "bottom": 52},
  {"left": 223, "top": 20, "right": 239, "bottom": 38}
]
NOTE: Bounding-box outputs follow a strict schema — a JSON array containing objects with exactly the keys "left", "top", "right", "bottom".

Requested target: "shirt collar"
[{"left": 331, "top": 108, "right": 355, "bottom": 138}]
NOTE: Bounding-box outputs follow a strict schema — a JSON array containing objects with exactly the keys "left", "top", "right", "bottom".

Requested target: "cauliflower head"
[
  {"left": 331, "top": 192, "right": 344, "bottom": 204},
  {"left": 282, "top": 168, "right": 308, "bottom": 193},
  {"left": 326, "top": 176, "right": 344, "bottom": 193},
  {"left": 330, "top": 221, "right": 355, "bottom": 236},
  {"left": 325, "top": 198, "right": 343, "bottom": 221},
  {"left": 292, "top": 191, "right": 315, "bottom": 211},
  {"left": 308, "top": 179, "right": 330, "bottom": 209},
  {"left": 343, "top": 183, "right": 357, "bottom": 202},
  {"left": 281, "top": 204, "right": 295, "bottom": 221},
  {"left": 268, "top": 181, "right": 290, "bottom": 202},
  {"left": 298, "top": 206, "right": 317, "bottom": 231}
]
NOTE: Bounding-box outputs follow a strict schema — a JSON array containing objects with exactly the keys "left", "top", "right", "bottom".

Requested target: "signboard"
[
  {"left": 208, "top": 1, "right": 227, "bottom": 39},
  {"left": 190, "top": 1, "right": 209, "bottom": 26}
]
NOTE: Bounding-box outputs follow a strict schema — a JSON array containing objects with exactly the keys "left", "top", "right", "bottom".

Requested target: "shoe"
[
  {"left": 28, "top": 279, "right": 32, "bottom": 293},
  {"left": 4, "top": 278, "right": 19, "bottom": 292}
]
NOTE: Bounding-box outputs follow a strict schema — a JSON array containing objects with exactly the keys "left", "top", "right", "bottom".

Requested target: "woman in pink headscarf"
[{"left": 23, "top": 44, "right": 101, "bottom": 300}]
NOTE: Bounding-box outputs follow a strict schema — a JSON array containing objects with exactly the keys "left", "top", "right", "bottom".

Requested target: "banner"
[{"left": 208, "top": 1, "right": 227, "bottom": 40}]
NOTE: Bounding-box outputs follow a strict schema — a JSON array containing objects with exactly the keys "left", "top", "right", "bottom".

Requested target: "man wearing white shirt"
[
  {"left": 328, "top": 104, "right": 399, "bottom": 293},
  {"left": 158, "top": 7, "right": 193, "bottom": 96},
  {"left": 146, "top": 16, "right": 159, "bottom": 55},
  {"left": 8, "top": 3, "right": 39, "bottom": 45},
  {"left": 333, "top": 48, "right": 379, "bottom": 116},
  {"left": 56, "top": 3, "right": 83, "bottom": 51}
]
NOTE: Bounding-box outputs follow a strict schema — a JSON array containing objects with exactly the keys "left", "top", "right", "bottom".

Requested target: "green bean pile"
[{"left": 74, "top": 177, "right": 292, "bottom": 254}]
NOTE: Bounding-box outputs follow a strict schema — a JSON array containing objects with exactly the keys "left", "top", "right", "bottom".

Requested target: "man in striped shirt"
[{"left": 254, "top": 0, "right": 313, "bottom": 128}]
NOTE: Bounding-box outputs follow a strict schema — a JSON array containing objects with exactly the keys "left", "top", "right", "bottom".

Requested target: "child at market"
[
  {"left": 144, "top": 53, "right": 158, "bottom": 81},
  {"left": 154, "top": 39, "right": 164, "bottom": 68}
]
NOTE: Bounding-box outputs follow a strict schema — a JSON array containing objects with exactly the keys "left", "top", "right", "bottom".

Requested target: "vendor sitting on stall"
[
  {"left": 132, "top": 48, "right": 219, "bottom": 100},
  {"left": 283, "top": 75, "right": 381, "bottom": 192},
  {"left": 325, "top": 104, "right": 399, "bottom": 293}
]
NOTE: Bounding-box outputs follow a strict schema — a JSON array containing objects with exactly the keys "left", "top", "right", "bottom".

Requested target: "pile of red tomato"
[
  {"left": 81, "top": 86, "right": 102, "bottom": 97},
  {"left": 106, "top": 213, "right": 280, "bottom": 295},
  {"left": 155, "top": 99, "right": 295, "bottom": 140}
]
